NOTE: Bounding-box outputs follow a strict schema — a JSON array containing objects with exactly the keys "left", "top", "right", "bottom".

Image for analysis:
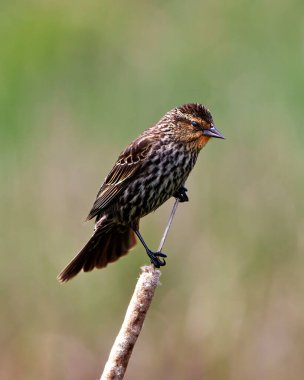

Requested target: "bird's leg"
[
  {"left": 135, "top": 230, "right": 167, "bottom": 268},
  {"left": 174, "top": 186, "right": 189, "bottom": 202}
]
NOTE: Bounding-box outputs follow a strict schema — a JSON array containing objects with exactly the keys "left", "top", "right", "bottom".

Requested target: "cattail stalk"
[{"left": 100, "top": 199, "right": 180, "bottom": 380}]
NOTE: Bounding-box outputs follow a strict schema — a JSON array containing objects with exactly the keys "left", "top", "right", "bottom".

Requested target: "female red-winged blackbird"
[{"left": 58, "top": 103, "right": 224, "bottom": 282}]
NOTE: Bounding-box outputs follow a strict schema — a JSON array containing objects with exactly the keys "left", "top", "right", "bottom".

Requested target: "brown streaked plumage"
[{"left": 58, "top": 103, "right": 224, "bottom": 282}]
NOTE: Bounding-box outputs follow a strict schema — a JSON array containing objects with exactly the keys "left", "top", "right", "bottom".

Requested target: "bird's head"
[{"left": 164, "top": 103, "right": 224, "bottom": 150}]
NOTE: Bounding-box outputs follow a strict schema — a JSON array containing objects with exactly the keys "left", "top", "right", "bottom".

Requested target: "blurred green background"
[{"left": 1, "top": 1, "right": 304, "bottom": 379}]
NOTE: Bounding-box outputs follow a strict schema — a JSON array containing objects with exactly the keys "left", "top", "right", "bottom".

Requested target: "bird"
[{"left": 57, "top": 103, "right": 224, "bottom": 282}]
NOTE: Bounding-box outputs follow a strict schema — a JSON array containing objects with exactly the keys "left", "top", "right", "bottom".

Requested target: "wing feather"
[{"left": 86, "top": 135, "right": 154, "bottom": 220}]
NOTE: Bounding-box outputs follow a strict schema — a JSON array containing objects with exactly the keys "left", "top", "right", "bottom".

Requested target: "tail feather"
[{"left": 57, "top": 224, "right": 136, "bottom": 282}]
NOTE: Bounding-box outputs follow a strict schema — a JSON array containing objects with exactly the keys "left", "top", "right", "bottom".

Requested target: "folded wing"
[{"left": 86, "top": 135, "right": 155, "bottom": 220}]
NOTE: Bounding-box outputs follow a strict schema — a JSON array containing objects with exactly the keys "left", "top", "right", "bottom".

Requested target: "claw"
[
  {"left": 151, "top": 257, "right": 166, "bottom": 268},
  {"left": 134, "top": 229, "right": 168, "bottom": 268},
  {"left": 147, "top": 250, "right": 167, "bottom": 267},
  {"left": 155, "top": 252, "right": 167, "bottom": 258},
  {"left": 174, "top": 186, "right": 189, "bottom": 202}
]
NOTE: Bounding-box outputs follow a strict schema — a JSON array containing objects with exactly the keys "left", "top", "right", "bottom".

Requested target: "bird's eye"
[{"left": 191, "top": 121, "right": 200, "bottom": 128}]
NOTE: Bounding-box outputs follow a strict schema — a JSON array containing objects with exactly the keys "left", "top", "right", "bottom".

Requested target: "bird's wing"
[{"left": 86, "top": 135, "right": 154, "bottom": 220}]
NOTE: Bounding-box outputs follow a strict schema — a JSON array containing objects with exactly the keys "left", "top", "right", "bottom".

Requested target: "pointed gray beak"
[{"left": 203, "top": 126, "right": 225, "bottom": 139}]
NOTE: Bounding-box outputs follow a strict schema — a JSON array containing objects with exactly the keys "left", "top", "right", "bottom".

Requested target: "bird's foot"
[
  {"left": 174, "top": 186, "right": 189, "bottom": 202},
  {"left": 134, "top": 229, "right": 167, "bottom": 268},
  {"left": 146, "top": 250, "right": 167, "bottom": 268}
]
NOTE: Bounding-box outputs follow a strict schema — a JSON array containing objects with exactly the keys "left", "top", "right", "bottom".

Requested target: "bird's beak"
[{"left": 203, "top": 126, "right": 225, "bottom": 139}]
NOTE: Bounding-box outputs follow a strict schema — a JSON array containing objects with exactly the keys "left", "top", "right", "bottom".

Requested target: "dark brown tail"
[{"left": 57, "top": 224, "right": 136, "bottom": 282}]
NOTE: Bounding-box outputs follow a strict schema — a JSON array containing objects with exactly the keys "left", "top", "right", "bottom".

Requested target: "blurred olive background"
[{"left": 1, "top": 1, "right": 304, "bottom": 379}]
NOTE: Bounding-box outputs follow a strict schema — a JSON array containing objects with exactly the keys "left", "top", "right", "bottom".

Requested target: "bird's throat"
[{"left": 197, "top": 135, "right": 210, "bottom": 149}]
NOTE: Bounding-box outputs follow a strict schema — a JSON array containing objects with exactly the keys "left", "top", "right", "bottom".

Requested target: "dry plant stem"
[
  {"left": 100, "top": 266, "right": 161, "bottom": 380},
  {"left": 158, "top": 198, "right": 180, "bottom": 252},
  {"left": 100, "top": 198, "right": 180, "bottom": 380}
]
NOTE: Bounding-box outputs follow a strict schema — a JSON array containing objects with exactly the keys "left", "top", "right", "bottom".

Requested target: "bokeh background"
[{"left": 1, "top": 1, "right": 304, "bottom": 379}]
